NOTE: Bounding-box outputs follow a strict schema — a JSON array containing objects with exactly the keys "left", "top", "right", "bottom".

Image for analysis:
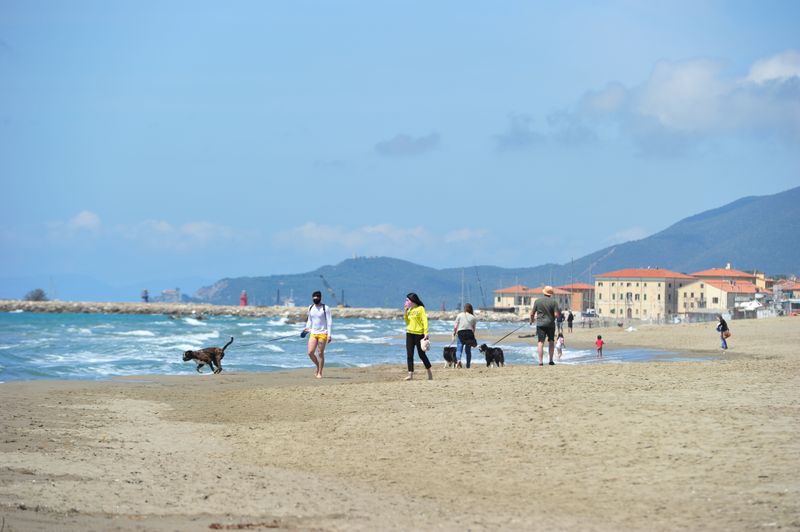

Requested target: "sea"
[{"left": 0, "top": 311, "right": 694, "bottom": 382}]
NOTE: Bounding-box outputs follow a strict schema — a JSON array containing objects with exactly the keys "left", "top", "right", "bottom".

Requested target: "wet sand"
[{"left": 1, "top": 317, "right": 798, "bottom": 530}]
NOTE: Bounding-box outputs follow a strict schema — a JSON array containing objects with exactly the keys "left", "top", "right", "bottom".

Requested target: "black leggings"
[{"left": 406, "top": 333, "right": 431, "bottom": 372}]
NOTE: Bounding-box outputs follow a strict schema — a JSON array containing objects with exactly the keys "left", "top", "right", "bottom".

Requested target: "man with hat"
[{"left": 530, "top": 286, "right": 561, "bottom": 366}]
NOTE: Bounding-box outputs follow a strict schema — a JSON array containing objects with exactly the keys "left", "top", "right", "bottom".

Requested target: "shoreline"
[{"left": 0, "top": 318, "right": 798, "bottom": 530}]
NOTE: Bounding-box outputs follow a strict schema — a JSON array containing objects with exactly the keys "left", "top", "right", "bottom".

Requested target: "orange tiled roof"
[
  {"left": 595, "top": 268, "right": 695, "bottom": 280},
  {"left": 557, "top": 283, "right": 595, "bottom": 291},
  {"left": 494, "top": 285, "right": 570, "bottom": 295},
  {"left": 775, "top": 280, "right": 800, "bottom": 291},
  {"left": 702, "top": 280, "right": 761, "bottom": 294},
  {"left": 494, "top": 284, "right": 533, "bottom": 294},
  {"left": 691, "top": 268, "right": 754, "bottom": 278}
]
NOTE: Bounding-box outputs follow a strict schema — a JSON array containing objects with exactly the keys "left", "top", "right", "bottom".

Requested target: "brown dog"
[{"left": 183, "top": 337, "right": 233, "bottom": 374}]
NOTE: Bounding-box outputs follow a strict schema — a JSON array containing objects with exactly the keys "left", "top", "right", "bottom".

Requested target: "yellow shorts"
[{"left": 310, "top": 333, "right": 329, "bottom": 342}]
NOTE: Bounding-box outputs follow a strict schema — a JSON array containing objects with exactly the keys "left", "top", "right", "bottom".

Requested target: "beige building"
[
  {"left": 494, "top": 285, "right": 571, "bottom": 314},
  {"left": 679, "top": 279, "right": 762, "bottom": 318},
  {"left": 556, "top": 283, "right": 595, "bottom": 312},
  {"left": 594, "top": 268, "right": 696, "bottom": 321}
]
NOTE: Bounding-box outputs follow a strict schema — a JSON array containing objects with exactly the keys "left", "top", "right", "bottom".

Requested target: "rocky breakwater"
[{"left": 0, "top": 300, "right": 523, "bottom": 322}]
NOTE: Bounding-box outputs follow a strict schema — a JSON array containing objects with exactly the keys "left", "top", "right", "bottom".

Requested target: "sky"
[{"left": 1, "top": 0, "right": 799, "bottom": 296}]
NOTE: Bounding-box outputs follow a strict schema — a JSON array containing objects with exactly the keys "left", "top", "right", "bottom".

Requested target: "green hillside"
[{"left": 194, "top": 186, "right": 800, "bottom": 308}]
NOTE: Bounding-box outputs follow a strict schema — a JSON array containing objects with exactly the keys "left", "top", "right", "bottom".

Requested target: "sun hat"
[{"left": 543, "top": 286, "right": 554, "bottom": 296}]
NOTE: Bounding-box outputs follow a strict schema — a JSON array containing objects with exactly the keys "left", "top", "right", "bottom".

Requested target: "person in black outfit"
[
  {"left": 566, "top": 311, "right": 574, "bottom": 333},
  {"left": 716, "top": 314, "right": 729, "bottom": 350}
]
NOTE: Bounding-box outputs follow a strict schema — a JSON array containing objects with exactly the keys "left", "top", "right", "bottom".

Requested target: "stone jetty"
[{"left": 0, "top": 300, "right": 523, "bottom": 323}]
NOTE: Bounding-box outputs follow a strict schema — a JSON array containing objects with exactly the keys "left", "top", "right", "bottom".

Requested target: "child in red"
[{"left": 595, "top": 335, "right": 604, "bottom": 358}]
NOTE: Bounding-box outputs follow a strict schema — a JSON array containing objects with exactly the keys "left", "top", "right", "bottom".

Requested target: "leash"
[
  {"left": 236, "top": 332, "right": 303, "bottom": 348},
  {"left": 490, "top": 322, "right": 529, "bottom": 346}
]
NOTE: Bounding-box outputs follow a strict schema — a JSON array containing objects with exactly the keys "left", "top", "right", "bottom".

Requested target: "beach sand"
[{"left": 1, "top": 318, "right": 798, "bottom": 530}]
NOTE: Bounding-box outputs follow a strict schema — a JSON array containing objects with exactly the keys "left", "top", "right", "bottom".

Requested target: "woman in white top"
[
  {"left": 303, "top": 290, "right": 332, "bottom": 378},
  {"left": 452, "top": 303, "right": 478, "bottom": 368}
]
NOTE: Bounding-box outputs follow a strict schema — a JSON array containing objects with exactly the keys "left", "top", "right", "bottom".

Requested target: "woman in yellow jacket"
[{"left": 403, "top": 292, "right": 433, "bottom": 380}]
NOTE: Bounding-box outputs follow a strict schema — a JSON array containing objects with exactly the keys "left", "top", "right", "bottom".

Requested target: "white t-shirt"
[
  {"left": 555, "top": 337, "right": 564, "bottom": 349},
  {"left": 454, "top": 312, "right": 477, "bottom": 332},
  {"left": 306, "top": 304, "right": 332, "bottom": 335}
]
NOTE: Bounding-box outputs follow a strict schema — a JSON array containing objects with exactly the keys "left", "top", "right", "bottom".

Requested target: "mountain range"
[{"left": 194, "top": 186, "right": 800, "bottom": 309}]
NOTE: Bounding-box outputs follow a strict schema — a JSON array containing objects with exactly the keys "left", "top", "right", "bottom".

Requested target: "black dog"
[
  {"left": 478, "top": 344, "right": 504, "bottom": 367},
  {"left": 442, "top": 346, "right": 457, "bottom": 368},
  {"left": 182, "top": 337, "right": 233, "bottom": 374}
]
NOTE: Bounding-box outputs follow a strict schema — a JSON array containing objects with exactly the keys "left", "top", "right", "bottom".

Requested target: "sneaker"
[{"left": 548, "top": 361, "right": 555, "bottom": 365}]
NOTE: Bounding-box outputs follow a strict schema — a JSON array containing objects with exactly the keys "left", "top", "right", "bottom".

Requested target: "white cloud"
[
  {"left": 444, "top": 228, "right": 488, "bottom": 243},
  {"left": 47, "top": 210, "right": 102, "bottom": 239},
  {"left": 118, "top": 220, "right": 235, "bottom": 250},
  {"left": 746, "top": 50, "right": 800, "bottom": 83},
  {"left": 275, "top": 223, "right": 489, "bottom": 255},
  {"left": 46, "top": 212, "right": 235, "bottom": 252},
  {"left": 607, "top": 226, "right": 649, "bottom": 244},
  {"left": 577, "top": 49, "right": 800, "bottom": 154}
]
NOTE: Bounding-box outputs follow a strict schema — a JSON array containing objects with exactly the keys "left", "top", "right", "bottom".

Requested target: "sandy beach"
[{"left": 1, "top": 317, "right": 798, "bottom": 531}]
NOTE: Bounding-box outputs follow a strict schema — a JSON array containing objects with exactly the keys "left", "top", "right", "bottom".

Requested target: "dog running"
[
  {"left": 182, "top": 336, "right": 234, "bottom": 374},
  {"left": 478, "top": 344, "right": 505, "bottom": 367}
]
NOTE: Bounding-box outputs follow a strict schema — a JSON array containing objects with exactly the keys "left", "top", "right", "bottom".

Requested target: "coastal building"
[
  {"left": 556, "top": 283, "right": 595, "bottom": 312},
  {"left": 494, "top": 285, "right": 571, "bottom": 313},
  {"left": 690, "top": 266, "right": 758, "bottom": 285},
  {"left": 678, "top": 279, "right": 763, "bottom": 319},
  {"left": 594, "top": 268, "right": 696, "bottom": 322}
]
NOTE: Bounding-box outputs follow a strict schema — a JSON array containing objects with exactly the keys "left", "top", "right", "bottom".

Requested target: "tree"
[{"left": 24, "top": 288, "right": 48, "bottom": 301}]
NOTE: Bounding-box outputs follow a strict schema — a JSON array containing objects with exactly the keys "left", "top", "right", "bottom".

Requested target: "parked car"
[{"left": 582, "top": 309, "right": 598, "bottom": 318}]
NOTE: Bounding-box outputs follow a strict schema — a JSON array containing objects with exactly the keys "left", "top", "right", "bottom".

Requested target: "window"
[
  {"left": 700, "top": 284, "right": 704, "bottom": 289},
  {"left": 626, "top": 282, "right": 631, "bottom": 287},
  {"left": 712, "top": 297, "right": 719, "bottom": 304},
  {"left": 690, "top": 302, "right": 694, "bottom": 308},
  {"left": 612, "top": 282, "right": 615, "bottom": 287},
  {"left": 612, "top": 294, "right": 615, "bottom": 300},
  {"left": 635, "top": 309, "right": 639, "bottom": 314},
  {"left": 668, "top": 294, "right": 672, "bottom": 301},
  {"left": 598, "top": 282, "right": 604, "bottom": 287},
  {"left": 635, "top": 294, "right": 640, "bottom": 301},
  {"left": 643, "top": 309, "right": 647, "bottom": 316},
  {"left": 598, "top": 294, "right": 602, "bottom": 300},
  {"left": 683, "top": 292, "right": 687, "bottom": 298},
  {"left": 658, "top": 294, "right": 661, "bottom": 300},
  {"left": 668, "top": 283, "right": 672, "bottom": 288},
  {"left": 658, "top": 283, "right": 661, "bottom": 287},
  {"left": 683, "top": 303, "right": 687, "bottom": 309},
  {"left": 636, "top": 283, "right": 639, "bottom": 287},
  {"left": 610, "top": 308, "right": 616, "bottom": 314},
  {"left": 691, "top": 292, "right": 694, "bottom": 298}
]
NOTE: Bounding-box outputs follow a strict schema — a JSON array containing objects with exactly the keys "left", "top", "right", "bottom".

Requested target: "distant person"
[
  {"left": 567, "top": 311, "right": 574, "bottom": 333},
  {"left": 141, "top": 289, "right": 149, "bottom": 303},
  {"left": 716, "top": 314, "right": 729, "bottom": 350},
  {"left": 555, "top": 332, "right": 565, "bottom": 361},
  {"left": 556, "top": 312, "right": 565, "bottom": 334},
  {"left": 595, "top": 335, "right": 604, "bottom": 358},
  {"left": 530, "top": 286, "right": 561, "bottom": 366},
  {"left": 452, "top": 303, "right": 478, "bottom": 368},
  {"left": 403, "top": 292, "right": 432, "bottom": 380},
  {"left": 240, "top": 290, "right": 248, "bottom": 306},
  {"left": 303, "top": 291, "right": 332, "bottom": 378}
]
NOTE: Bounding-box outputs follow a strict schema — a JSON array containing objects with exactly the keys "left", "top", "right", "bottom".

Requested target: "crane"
[{"left": 319, "top": 275, "right": 346, "bottom": 307}]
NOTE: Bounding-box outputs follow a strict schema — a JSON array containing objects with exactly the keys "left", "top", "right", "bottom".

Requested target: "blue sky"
[{"left": 1, "top": 1, "right": 799, "bottom": 296}]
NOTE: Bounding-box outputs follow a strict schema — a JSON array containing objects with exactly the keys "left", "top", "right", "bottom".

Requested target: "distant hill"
[{"left": 194, "top": 186, "right": 800, "bottom": 309}]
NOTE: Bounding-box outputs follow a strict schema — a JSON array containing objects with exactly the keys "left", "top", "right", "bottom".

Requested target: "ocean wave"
[
  {"left": 117, "top": 330, "right": 156, "bottom": 337},
  {"left": 183, "top": 317, "right": 207, "bottom": 326},
  {"left": 66, "top": 327, "right": 93, "bottom": 335}
]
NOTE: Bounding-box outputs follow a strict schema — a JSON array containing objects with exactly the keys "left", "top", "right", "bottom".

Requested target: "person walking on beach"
[
  {"left": 530, "top": 286, "right": 561, "bottom": 366},
  {"left": 716, "top": 314, "right": 730, "bottom": 350},
  {"left": 556, "top": 312, "right": 565, "bottom": 335},
  {"left": 404, "top": 292, "right": 433, "bottom": 380},
  {"left": 452, "top": 303, "right": 478, "bottom": 368},
  {"left": 304, "top": 291, "right": 332, "bottom": 378},
  {"left": 595, "top": 335, "right": 604, "bottom": 358},
  {"left": 555, "top": 332, "right": 565, "bottom": 361},
  {"left": 567, "top": 310, "right": 574, "bottom": 333}
]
